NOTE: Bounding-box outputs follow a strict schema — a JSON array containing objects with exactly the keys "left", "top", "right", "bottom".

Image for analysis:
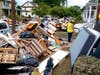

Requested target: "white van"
[{"left": 0, "top": 21, "right": 10, "bottom": 34}]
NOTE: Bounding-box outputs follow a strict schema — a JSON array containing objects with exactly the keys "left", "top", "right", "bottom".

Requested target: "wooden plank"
[
  {"left": 0, "top": 48, "right": 18, "bottom": 64},
  {"left": 26, "top": 45, "right": 37, "bottom": 56},
  {"left": 21, "top": 47, "right": 28, "bottom": 54},
  {"left": 16, "top": 40, "right": 25, "bottom": 48},
  {"left": 31, "top": 41, "right": 42, "bottom": 54},
  {"left": 30, "top": 44, "right": 40, "bottom": 57},
  {"left": 33, "top": 39, "right": 45, "bottom": 53},
  {"left": 39, "top": 39, "right": 52, "bottom": 55},
  {"left": 35, "top": 26, "right": 53, "bottom": 39},
  {"left": 34, "top": 32, "right": 42, "bottom": 40},
  {"left": 16, "top": 39, "right": 41, "bottom": 57},
  {"left": 31, "top": 42, "right": 41, "bottom": 56}
]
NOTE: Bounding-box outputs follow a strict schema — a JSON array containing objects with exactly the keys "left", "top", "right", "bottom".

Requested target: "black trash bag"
[
  {"left": 43, "top": 57, "right": 54, "bottom": 75},
  {"left": 20, "top": 31, "right": 35, "bottom": 38},
  {"left": 17, "top": 56, "right": 40, "bottom": 67}
]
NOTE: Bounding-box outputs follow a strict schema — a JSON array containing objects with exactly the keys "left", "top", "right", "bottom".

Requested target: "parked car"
[{"left": 0, "top": 21, "right": 10, "bottom": 34}]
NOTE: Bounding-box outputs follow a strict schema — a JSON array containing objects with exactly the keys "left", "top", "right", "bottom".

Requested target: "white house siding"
[
  {"left": 82, "top": 0, "right": 98, "bottom": 23},
  {"left": 21, "top": 1, "right": 36, "bottom": 17}
]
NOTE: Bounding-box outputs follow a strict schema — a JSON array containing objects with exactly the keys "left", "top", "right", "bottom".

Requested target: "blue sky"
[{"left": 16, "top": 0, "right": 90, "bottom": 8}]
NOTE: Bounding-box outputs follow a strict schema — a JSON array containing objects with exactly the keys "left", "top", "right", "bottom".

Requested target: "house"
[
  {"left": 82, "top": 0, "right": 98, "bottom": 23},
  {"left": 0, "top": 0, "right": 21, "bottom": 17},
  {"left": 21, "top": 1, "right": 38, "bottom": 17}
]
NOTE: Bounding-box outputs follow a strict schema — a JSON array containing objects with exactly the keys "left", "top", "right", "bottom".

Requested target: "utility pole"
[
  {"left": 11, "top": 0, "right": 16, "bottom": 33},
  {"left": 94, "top": 0, "right": 100, "bottom": 32},
  {"left": 66, "top": 0, "right": 67, "bottom": 7}
]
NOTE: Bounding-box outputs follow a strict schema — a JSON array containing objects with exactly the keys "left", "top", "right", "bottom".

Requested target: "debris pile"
[{"left": 0, "top": 20, "right": 69, "bottom": 74}]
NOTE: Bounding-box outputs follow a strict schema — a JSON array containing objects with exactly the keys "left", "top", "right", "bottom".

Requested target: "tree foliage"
[
  {"left": 32, "top": 3, "right": 82, "bottom": 22},
  {"left": 16, "top": 6, "right": 21, "bottom": 9},
  {"left": 33, "top": 0, "right": 66, "bottom": 7},
  {"left": 32, "top": 3, "right": 50, "bottom": 16},
  {"left": 67, "top": 6, "right": 81, "bottom": 17},
  {"left": 50, "top": 6, "right": 81, "bottom": 18},
  {"left": 75, "top": 15, "right": 83, "bottom": 23},
  {"left": 50, "top": 6, "right": 66, "bottom": 17}
]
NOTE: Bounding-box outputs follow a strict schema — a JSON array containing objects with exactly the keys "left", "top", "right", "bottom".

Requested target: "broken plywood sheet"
[{"left": 37, "top": 50, "right": 69, "bottom": 75}]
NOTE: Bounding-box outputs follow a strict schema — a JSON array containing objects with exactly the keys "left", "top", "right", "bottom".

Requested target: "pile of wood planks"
[
  {"left": 16, "top": 39, "right": 47, "bottom": 57},
  {"left": 0, "top": 48, "right": 18, "bottom": 64}
]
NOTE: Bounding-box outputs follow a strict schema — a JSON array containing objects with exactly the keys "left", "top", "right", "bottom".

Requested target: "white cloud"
[
  {"left": 16, "top": 0, "right": 90, "bottom": 8},
  {"left": 16, "top": 0, "right": 32, "bottom": 5},
  {"left": 68, "top": 0, "right": 90, "bottom": 8}
]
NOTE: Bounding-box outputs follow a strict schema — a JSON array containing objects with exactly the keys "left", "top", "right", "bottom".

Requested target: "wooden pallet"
[
  {"left": 16, "top": 39, "right": 46, "bottom": 57},
  {"left": 35, "top": 26, "right": 54, "bottom": 39},
  {"left": 0, "top": 48, "right": 18, "bottom": 64}
]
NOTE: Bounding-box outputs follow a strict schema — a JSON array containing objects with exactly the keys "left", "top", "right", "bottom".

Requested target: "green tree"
[
  {"left": 33, "top": 0, "right": 66, "bottom": 7},
  {"left": 32, "top": 3, "right": 50, "bottom": 16},
  {"left": 75, "top": 15, "right": 83, "bottom": 23},
  {"left": 16, "top": 5, "right": 21, "bottom": 9},
  {"left": 50, "top": 6, "right": 82, "bottom": 18},
  {"left": 67, "top": 6, "right": 81, "bottom": 17},
  {"left": 50, "top": 6, "right": 66, "bottom": 17}
]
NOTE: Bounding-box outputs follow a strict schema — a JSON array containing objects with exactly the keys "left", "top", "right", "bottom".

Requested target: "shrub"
[
  {"left": 75, "top": 15, "right": 83, "bottom": 23},
  {"left": 72, "top": 56, "right": 100, "bottom": 75}
]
